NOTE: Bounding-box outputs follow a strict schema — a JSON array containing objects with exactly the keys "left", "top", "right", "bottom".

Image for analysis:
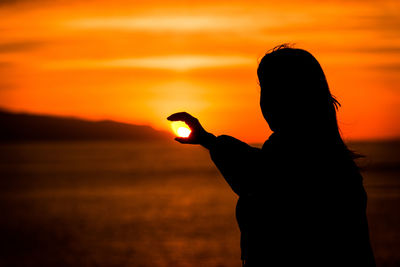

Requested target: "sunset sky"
[{"left": 1, "top": 0, "right": 399, "bottom": 142}]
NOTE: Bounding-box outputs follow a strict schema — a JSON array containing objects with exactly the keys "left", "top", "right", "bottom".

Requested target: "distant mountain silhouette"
[{"left": 0, "top": 110, "right": 172, "bottom": 141}]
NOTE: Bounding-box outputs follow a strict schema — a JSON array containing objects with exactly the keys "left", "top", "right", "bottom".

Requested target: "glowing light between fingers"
[
  {"left": 171, "top": 121, "right": 191, "bottom": 138},
  {"left": 177, "top": 127, "right": 191, "bottom": 138}
]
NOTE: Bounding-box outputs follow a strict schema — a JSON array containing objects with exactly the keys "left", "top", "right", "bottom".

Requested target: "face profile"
[{"left": 257, "top": 45, "right": 340, "bottom": 138}]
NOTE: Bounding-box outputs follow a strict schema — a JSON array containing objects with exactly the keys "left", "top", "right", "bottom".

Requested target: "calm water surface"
[{"left": 0, "top": 141, "right": 399, "bottom": 266}]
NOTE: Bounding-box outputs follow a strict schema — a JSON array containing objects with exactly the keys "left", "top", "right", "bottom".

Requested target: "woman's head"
[{"left": 257, "top": 44, "right": 340, "bottom": 140}]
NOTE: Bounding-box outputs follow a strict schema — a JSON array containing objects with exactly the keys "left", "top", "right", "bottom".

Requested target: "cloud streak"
[
  {"left": 0, "top": 41, "right": 43, "bottom": 53},
  {"left": 67, "top": 15, "right": 261, "bottom": 32},
  {"left": 42, "top": 55, "right": 254, "bottom": 71},
  {"left": 65, "top": 12, "right": 313, "bottom": 33}
]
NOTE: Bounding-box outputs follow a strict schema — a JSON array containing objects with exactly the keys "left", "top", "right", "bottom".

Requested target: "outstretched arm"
[
  {"left": 167, "top": 112, "right": 263, "bottom": 196},
  {"left": 209, "top": 135, "right": 262, "bottom": 195}
]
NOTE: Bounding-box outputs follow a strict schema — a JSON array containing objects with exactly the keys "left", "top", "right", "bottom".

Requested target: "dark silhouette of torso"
[
  {"left": 168, "top": 46, "right": 376, "bottom": 266},
  {"left": 210, "top": 132, "right": 375, "bottom": 266}
]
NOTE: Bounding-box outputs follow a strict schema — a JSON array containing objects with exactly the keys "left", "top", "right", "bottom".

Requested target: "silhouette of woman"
[{"left": 167, "top": 45, "right": 376, "bottom": 267}]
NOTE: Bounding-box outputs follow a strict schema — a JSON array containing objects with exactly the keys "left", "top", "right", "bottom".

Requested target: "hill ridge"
[{"left": 0, "top": 110, "right": 172, "bottom": 141}]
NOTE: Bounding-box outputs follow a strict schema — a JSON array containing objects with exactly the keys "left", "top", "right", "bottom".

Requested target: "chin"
[{"left": 267, "top": 124, "right": 277, "bottom": 132}]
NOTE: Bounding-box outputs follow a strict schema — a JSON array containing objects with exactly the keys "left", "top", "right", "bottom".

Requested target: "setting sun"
[
  {"left": 171, "top": 121, "right": 191, "bottom": 138},
  {"left": 177, "top": 127, "right": 191, "bottom": 138}
]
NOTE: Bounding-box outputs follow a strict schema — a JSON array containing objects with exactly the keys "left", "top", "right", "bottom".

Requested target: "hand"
[{"left": 167, "top": 112, "right": 216, "bottom": 148}]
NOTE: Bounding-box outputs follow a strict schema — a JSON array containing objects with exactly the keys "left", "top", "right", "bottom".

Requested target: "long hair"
[{"left": 257, "top": 44, "right": 360, "bottom": 159}]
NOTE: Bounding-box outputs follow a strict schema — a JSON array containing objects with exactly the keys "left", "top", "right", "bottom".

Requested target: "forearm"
[{"left": 200, "top": 132, "right": 217, "bottom": 150}]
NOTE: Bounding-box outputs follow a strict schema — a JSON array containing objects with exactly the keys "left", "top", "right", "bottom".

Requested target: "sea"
[{"left": 0, "top": 140, "right": 399, "bottom": 267}]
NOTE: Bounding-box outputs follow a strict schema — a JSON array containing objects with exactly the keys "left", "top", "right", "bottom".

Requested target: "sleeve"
[{"left": 208, "top": 135, "right": 264, "bottom": 196}]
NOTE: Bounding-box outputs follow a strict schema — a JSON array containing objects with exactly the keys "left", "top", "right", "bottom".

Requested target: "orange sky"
[{"left": 0, "top": 0, "right": 399, "bottom": 142}]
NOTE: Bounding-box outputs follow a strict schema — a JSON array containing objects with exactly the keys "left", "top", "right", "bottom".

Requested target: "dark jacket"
[{"left": 209, "top": 133, "right": 375, "bottom": 266}]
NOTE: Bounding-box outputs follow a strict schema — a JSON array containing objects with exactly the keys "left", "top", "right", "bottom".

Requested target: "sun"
[
  {"left": 177, "top": 127, "right": 191, "bottom": 137},
  {"left": 171, "top": 121, "right": 192, "bottom": 138}
]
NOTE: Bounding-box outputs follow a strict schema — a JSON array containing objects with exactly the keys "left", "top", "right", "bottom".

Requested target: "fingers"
[
  {"left": 167, "top": 112, "right": 199, "bottom": 128},
  {"left": 167, "top": 112, "right": 191, "bottom": 121},
  {"left": 167, "top": 112, "right": 195, "bottom": 122},
  {"left": 174, "top": 137, "right": 193, "bottom": 144}
]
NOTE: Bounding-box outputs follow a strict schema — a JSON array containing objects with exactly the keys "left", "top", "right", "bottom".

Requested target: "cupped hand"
[{"left": 167, "top": 112, "right": 216, "bottom": 148}]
